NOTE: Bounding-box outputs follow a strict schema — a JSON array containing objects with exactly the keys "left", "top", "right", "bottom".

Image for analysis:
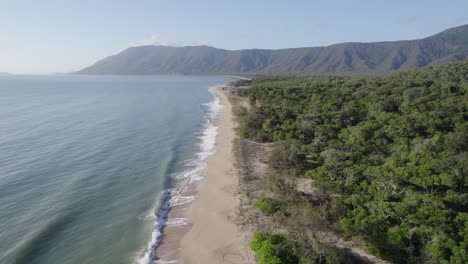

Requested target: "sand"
[
  {"left": 179, "top": 88, "right": 244, "bottom": 264},
  {"left": 155, "top": 87, "right": 247, "bottom": 264}
]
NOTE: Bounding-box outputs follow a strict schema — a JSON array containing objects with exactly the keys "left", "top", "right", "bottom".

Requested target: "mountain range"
[{"left": 75, "top": 24, "right": 468, "bottom": 75}]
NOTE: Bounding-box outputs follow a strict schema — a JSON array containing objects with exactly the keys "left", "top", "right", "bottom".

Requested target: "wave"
[{"left": 137, "top": 87, "right": 223, "bottom": 264}]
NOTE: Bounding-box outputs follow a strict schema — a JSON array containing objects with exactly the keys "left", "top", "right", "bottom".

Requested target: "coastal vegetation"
[{"left": 233, "top": 59, "right": 468, "bottom": 263}]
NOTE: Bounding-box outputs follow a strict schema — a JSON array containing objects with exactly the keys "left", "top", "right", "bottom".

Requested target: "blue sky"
[{"left": 1, "top": 0, "right": 467, "bottom": 73}]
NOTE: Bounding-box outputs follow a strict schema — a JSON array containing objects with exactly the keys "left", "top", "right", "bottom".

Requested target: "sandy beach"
[
  {"left": 180, "top": 88, "right": 244, "bottom": 263},
  {"left": 155, "top": 87, "right": 249, "bottom": 264}
]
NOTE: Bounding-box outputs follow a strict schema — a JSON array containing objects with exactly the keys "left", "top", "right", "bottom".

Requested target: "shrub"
[
  {"left": 269, "top": 140, "right": 305, "bottom": 172},
  {"left": 250, "top": 232, "right": 297, "bottom": 264},
  {"left": 363, "top": 244, "right": 382, "bottom": 257},
  {"left": 255, "top": 197, "right": 283, "bottom": 215}
]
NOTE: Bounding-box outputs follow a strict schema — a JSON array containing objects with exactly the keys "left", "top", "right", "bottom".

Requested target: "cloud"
[{"left": 130, "top": 35, "right": 208, "bottom": 47}]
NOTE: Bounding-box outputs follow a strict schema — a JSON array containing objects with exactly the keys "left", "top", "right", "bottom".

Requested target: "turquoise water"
[{"left": 0, "top": 75, "right": 233, "bottom": 264}]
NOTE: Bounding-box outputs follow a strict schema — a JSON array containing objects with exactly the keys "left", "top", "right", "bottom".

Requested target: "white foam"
[
  {"left": 138, "top": 191, "right": 170, "bottom": 264},
  {"left": 169, "top": 195, "right": 194, "bottom": 207},
  {"left": 137, "top": 87, "right": 224, "bottom": 264},
  {"left": 166, "top": 218, "right": 191, "bottom": 226},
  {"left": 154, "top": 260, "right": 180, "bottom": 264}
]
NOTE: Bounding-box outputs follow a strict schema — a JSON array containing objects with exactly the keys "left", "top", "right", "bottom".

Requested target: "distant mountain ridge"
[{"left": 75, "top": 24, "right": 468, "bottom": 75}]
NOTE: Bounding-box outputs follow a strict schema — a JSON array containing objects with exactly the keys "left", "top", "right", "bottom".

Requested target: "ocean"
[{"left": 0, "top": 74, "right": 233, "bottom": 264}]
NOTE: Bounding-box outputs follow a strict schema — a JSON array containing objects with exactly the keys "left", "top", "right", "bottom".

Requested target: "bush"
[
  {"left": 363, "top": 244, "right": 382, "bottom": 257},
  {"left": 250, "top": 232, "right": 359, "bottom": 264},
  {"left": 255, "top": 197, "right": 282, "bottom": 215},
  {"left": 250, "top": 232, "right": 297, "bottom": 264},
  {"left": 269, "top": 140, "right": 305, "bottom": 172},
  {"left": 236, "top": 88, "right": 249, "bottom": 97}
]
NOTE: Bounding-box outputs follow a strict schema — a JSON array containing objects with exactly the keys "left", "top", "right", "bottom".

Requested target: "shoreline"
[
  {"left": 153, "top": 87, "right": 247, "bottom": 263},
  {"left": 223, "top": 75, "right": 251, "bottom": 80}
]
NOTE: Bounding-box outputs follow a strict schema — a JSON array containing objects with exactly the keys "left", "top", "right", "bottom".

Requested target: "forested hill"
[
  {"left": 76, "top": 24, "right": 468, "bottom": 75},
  {"left": 235, "top": 59, "right": 467, "bottom": 263}
]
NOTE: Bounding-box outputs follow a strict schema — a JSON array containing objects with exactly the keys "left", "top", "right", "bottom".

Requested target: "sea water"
[{"left": 0, "top": 74, "right": 233, "bottom": 264}]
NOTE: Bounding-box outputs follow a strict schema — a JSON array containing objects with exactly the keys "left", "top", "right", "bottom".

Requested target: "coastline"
[
  {"left": 223, "top": 75, "right": 251, "bottom": 80},
  {"left": 153, "top": 87, "right": 248, "bottom": 263},
  {"left": 180, "top": 87, "right": 245, "bottom": 263}
]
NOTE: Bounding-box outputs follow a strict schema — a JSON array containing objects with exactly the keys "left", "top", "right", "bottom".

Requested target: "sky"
[{"left": 1, "top": 0, "right": 467, "bottom": 74}]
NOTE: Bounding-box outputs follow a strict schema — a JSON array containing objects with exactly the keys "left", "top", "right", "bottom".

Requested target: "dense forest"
[{"left": 233, "top": 60, "right": 467, "bottom": 263}]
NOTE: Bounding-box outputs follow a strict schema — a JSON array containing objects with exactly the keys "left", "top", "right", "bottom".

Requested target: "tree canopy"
[{"left": 238, "top": 59, "right": 468, "bottom": 263}]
